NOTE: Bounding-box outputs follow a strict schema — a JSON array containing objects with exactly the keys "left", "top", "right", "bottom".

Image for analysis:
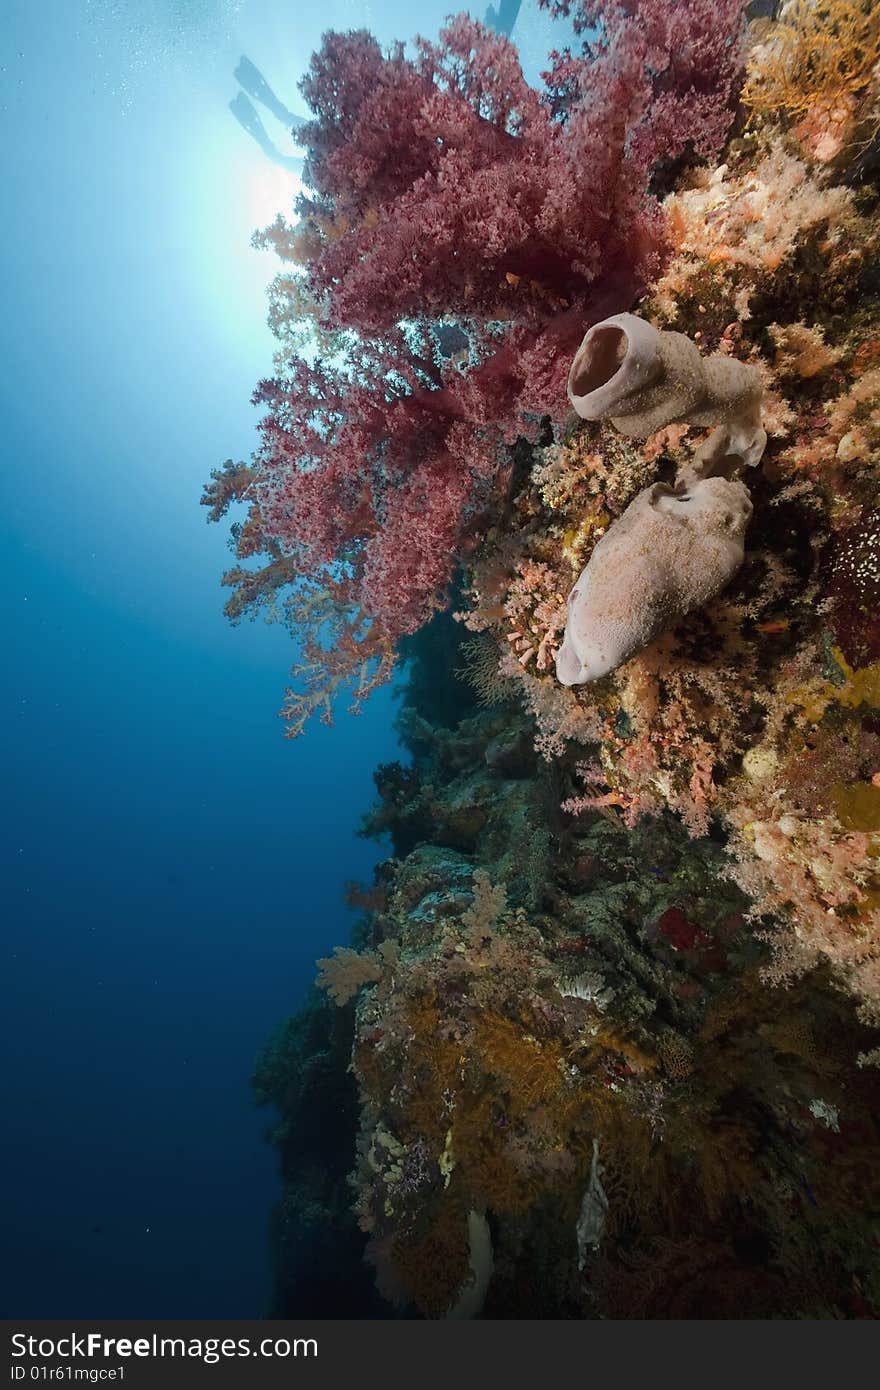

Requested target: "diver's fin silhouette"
[
  {"left": 234, "top": 57, "right": 305, "bottom": 135},
  {"left": 229, "top": 92, "right": 304, "bottom": 174},
  {"left": 483, "top": 0, "right": 522, "bottom": 37}
]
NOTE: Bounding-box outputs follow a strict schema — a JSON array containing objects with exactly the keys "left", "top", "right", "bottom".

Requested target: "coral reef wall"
[
  {"left": 260, "top": 614, "right": 880, "bottom": 1317},
  {"left": 227, "top": 3, "right": 880, "bottom": 1319}
]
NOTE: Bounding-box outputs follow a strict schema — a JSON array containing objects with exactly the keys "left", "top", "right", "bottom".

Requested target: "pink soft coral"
[{"left": 208, "top": 6, "right": 749, "bottom": 731}]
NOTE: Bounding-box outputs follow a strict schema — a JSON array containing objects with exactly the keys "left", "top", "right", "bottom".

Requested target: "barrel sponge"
[
  {"left": 568, "top": 312, "right": 767, "bottom": 471},
  {"left": 556, "top": 477, "right": 753, "bottom": 686}
]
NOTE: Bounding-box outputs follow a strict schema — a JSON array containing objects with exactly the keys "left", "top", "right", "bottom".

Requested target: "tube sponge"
[
  {"left": 556, "top": 477, "right": 753, "bottom": 686},
  {"left": 567, "top": 312, "right": 767, "bottom": 471},
  {"left": 446, "top": 1210, "right": 494, "bottom": 1319}
]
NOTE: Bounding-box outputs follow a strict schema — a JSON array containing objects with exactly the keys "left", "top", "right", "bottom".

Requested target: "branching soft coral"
[
  {"left": 722, "top": 644, "right": 880, "bottom": 1028},
  {"left": 743, "top": 0, "right": 880, "bottom": 162},
  {"left": 297, "top": 6, "right": 746, "bottom": 344},
  {"left": 656, "top": 147, "right": 855, "bottom": 321},
  {"left": 541, "top": 1, "right": 749, "bottom": 168},
  {"left": 206, "top": 5, "right": 750, "bottom": 733}
]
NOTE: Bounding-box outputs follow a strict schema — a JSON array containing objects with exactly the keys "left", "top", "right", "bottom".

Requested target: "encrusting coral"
[
  {"left": 216, "top": 0, "right": 880, "bottom": 1322},
  {"left": 456, "top": 63, "right": 880, "bottom": 1009}
]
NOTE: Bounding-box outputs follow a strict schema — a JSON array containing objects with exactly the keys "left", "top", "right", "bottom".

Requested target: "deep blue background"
[{"left": 0, "top": 0, "right": 566, "bottom": 1317}]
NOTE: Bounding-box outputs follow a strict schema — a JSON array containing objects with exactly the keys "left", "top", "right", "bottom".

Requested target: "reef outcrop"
[{"left": 258, "top": 617, "right": 880, "bottom": 1318}]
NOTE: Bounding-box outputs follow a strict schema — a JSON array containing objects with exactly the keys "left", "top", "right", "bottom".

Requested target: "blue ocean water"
[
  {"left": 0, "top": 0, "right": 441, "bottom": 1319},
  {"left": 1, "top": 0, "right": 573, "bottom": 1318}
]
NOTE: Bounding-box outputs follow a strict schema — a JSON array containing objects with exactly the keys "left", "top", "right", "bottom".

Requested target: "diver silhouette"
[
  {"left": 234, "top": 57, "right": 305, "bottom": 134},
  {"left": 229, "top": 57, "right": 304, "bottom": 174},
  {"left": 229, "top": 10, "right": 525, "bottom": 173},
  {"left": 483, "top": 0, "right": 522, "bottom": 37}
]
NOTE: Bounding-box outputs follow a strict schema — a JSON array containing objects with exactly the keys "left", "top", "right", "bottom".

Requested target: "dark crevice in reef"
[{"left": 253, "top": 992, "right": 388, "bottom": 1318}]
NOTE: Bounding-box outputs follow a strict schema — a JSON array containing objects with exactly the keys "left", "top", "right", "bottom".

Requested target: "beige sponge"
[
  {"left": 567, "top": 312, "right": 767, "bottom": 471},
  {"left": 556, "top": 477, "right": 753, "bottom": 686}
]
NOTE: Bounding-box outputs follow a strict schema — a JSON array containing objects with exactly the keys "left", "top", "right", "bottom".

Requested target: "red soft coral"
[{"left": 208, "top": 6, "right": 749, "bottom": 732}]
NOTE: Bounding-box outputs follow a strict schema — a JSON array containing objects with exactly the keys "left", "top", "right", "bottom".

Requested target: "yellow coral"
[
  {"left": 832, "top": 781, "right": 880, "bottom": 831},
  {"left": 769, "top": 321, "right": 843, "bottom": 378},
  {"left": 657, "top": 1032, "right": 695, "bottom": 1080},
  {"left": 787, "top": 650, "right": 880, "bottom": 722},
  {"left": 743, "top": 1, "right": 880, "bottom": 158}
]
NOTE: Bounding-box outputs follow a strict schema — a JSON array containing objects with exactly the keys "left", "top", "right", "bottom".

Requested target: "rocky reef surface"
[
  {"left": 257, "top": 598, "right": 880, "bottom": 1317},
  {"left": 211, "top": 3, "right": 880, "bottom": 1319}
]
